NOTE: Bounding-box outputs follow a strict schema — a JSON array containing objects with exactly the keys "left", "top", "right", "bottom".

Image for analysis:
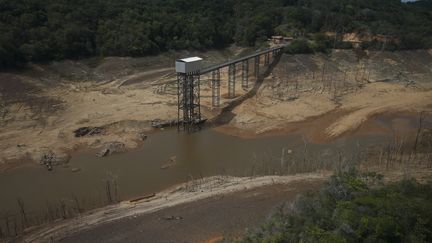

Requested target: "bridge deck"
[{"left": 200, "top": 46, "right": 285, "bottom": 74}]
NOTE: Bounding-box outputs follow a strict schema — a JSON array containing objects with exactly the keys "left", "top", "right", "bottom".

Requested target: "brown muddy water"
[{"left": 0, "top": 113, "right": 430, "bottom": 226}]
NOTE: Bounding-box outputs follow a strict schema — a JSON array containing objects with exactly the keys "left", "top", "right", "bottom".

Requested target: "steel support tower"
[
  {"left": 254, "top": 56, "right": 260, "bottom": 78},
  {"left": 211, "top": 69, "right": 220, "bottom": 107},
  {"left": 177, "top": 72, "right": 201, "bottom": 132},
  {"left": 264, "top": 52, "right": 270, "bottom": 66},
  {"left": 175, "top": 46, "right": 283, "bottom": 132},
  {"left": 228, "top": 64, "right": 236, "bottom": 98},
  {"left": 241, "top": 60, "right": 249, "bottom": 89}
]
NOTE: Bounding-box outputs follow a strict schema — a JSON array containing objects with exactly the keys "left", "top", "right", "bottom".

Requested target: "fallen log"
[{"left": 129, "top": 193, "right": 156, "bottom": 203}]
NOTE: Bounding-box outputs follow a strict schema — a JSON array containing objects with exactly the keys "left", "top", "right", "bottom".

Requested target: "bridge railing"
[{"left": 199, "top": 46, "right": 285, "bottom": 75}]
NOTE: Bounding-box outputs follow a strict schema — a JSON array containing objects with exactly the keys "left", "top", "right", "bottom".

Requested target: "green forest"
[
  {"left": 1, "top": 0, "right": 431, "bottom": 68},
  {"left": 240, "top": 171, "right": 432, "bottom": 243}
]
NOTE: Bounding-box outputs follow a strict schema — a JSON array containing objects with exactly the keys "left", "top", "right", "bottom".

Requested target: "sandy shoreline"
[
  {"left": 21, "top": 160, "right": 432, "bottom": 243},
  {"left": 1, "top": 49, "right": 432, "bottom": 171},
  {"left": 22, "top": 173, "right": 332, "bottom": 242}
]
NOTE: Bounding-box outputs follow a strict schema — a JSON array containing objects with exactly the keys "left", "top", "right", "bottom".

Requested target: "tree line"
[
  {"left": 1, "top": 0, "right": 431, "bottom": 68},
  {"left": 240, "top": 170, "right": 432, "bottom": 242}
]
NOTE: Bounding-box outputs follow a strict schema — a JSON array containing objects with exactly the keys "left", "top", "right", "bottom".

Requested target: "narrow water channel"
[{"left": 0, "top": 113, "right": 429, "bottom": 222}]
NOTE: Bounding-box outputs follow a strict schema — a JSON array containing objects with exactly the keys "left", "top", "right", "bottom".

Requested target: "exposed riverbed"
[
  {"left": 1, "top": 49, "right": 432, "bottom": 242},
  {"left": 1, "top": 112, "right": 430, "bottom": 225}
]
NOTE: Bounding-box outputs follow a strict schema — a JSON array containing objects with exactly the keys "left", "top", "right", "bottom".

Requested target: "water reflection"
[{"left": 0, "top": 113, "right": 430, "bottom": 225}]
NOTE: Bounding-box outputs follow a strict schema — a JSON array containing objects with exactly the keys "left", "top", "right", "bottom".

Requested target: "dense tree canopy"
[
  {"left": 0, "top": 0, "right": 431, "bottom": 68},
  {"left": 240, "top": 171, "right": 432, "bottom": 242}
]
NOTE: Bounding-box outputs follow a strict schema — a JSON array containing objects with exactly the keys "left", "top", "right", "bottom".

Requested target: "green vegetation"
[
  {"left": 239, "top": 171, "right": 432, "bottom": 243},
  {"left": 1, "top": 0, "right": 431, "bottom": 68},
  {"left": 282, "top": 34, "right": 353, "bottom": 54}
]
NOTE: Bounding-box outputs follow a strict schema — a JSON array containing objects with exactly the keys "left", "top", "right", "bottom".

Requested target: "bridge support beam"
[
  {"left": 241, "top": 60, "right": 249, "bottom": 89},
  {"left": 228, "top": 64, "right": 236, "bottom": 98},
  {"left": 211, "top": 69, "right": 220, "bottom": 107},
  {"left": 264, "top": 52, "right": 270, "bottom": 66},
  {"left": 254, "top": 56, "right": 260, "bottom": 79},
  {"left": 177, "top": 72, "right": 201, "bottom": 132},
  {"left": 175, "top": 47, "right": 284, "bottom": 133}
]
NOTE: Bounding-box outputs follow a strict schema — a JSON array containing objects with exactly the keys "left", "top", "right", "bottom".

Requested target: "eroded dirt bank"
[
  {"left": 1, "top": 49, "right": 432, "bottom": 171},
  {"left": 22, "top": 173, "right": 331, "bottom": 242},
  {"left": 0, "top": 48, "right": 249, "bottom": 171},
  {"left": 218, "top": 49, "right": 432, "bottom": 141},
  {"left": 21, "top": 157, "right": 432, "bottom": 243},
  {"left": 56, "top": 181, "right": 323, "bottom": 243}
]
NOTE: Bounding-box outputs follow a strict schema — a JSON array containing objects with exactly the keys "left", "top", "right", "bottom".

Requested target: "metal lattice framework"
[
  {"left": 177, "top": 72, "right": 201, "bottom": 132},
  {"left": 211, "top": 69, "right": 220, "bottom": 107},
  {"left": 228, "top": 63, "right": 236, "bottom": 98},
  {"left": 176, "top": 46, "right": 284, "bottom": 132},
  {"left": 254, "top": 56, "right": 260, "bottom": 78},
  {"left": 241, "top": 60, "right": 249, "bottom": 89}
]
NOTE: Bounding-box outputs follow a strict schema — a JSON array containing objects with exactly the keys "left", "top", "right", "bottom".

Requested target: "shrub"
[
  {"left": 284, "top": 39, "right": 313, "bottom": 54},
  {"left": 238, "top": 171, "right": 432, "bottom": 243}
]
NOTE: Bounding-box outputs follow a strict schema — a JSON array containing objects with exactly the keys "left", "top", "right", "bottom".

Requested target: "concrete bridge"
[{"left": 176, "top": 46, "right": 285, "bottom": 132}]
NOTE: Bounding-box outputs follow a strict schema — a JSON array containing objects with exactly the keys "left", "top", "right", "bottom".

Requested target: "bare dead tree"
[
  {"left": 59, "top": 200, "right": 67, "bottom": 219},
  {"left": 12, "top": 216, "right": 18, "bottom": 236},
  {"left": 113, "top": 179, "right": 118, "bottom": 203},
  {"left": 428, "top": 152, "right": 432, "bottom": 168},
  {"left": 321, "top": 64, "right": 326, "bottom": 92},
  {"left": 294, "top": 73, "right": 299, "bottom": 98},
  {"left": 103, "top": 172, "right": 119, "bottom": 203},
  {"left": 0, "top": 99, "right": 7, "bottom": 125},
  {"left": 46, "top": 201, "right": 57, "bottom": 222},
  {"left": 280, "top": 147, "right": 286, "bottom": 170},
  {"left": 343, "top": 71, "right": 347, "bottom": 84},
  {"left": 413, "top": 111, "right": 425, "bottom": 152},
  {"left": 4, "top": 215, "right": 10, "bottom": 237},
  {"left": 16, "top": 198, "right": 28, "bottom": 228},
  {"left": 337, "top": 151, "right": 344, "bottom": 172},
  {"left": 105, "top": 180, "right": 112, "bottom": 204},
  {"left": 354, "top": 67, "right": 358, "bottom": 82},
  {"left": 302, "top": 136, "right": 309, "bottom": 171},
  {"left": 72, "top": 195, "right": 82, "bottom": 214}
]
